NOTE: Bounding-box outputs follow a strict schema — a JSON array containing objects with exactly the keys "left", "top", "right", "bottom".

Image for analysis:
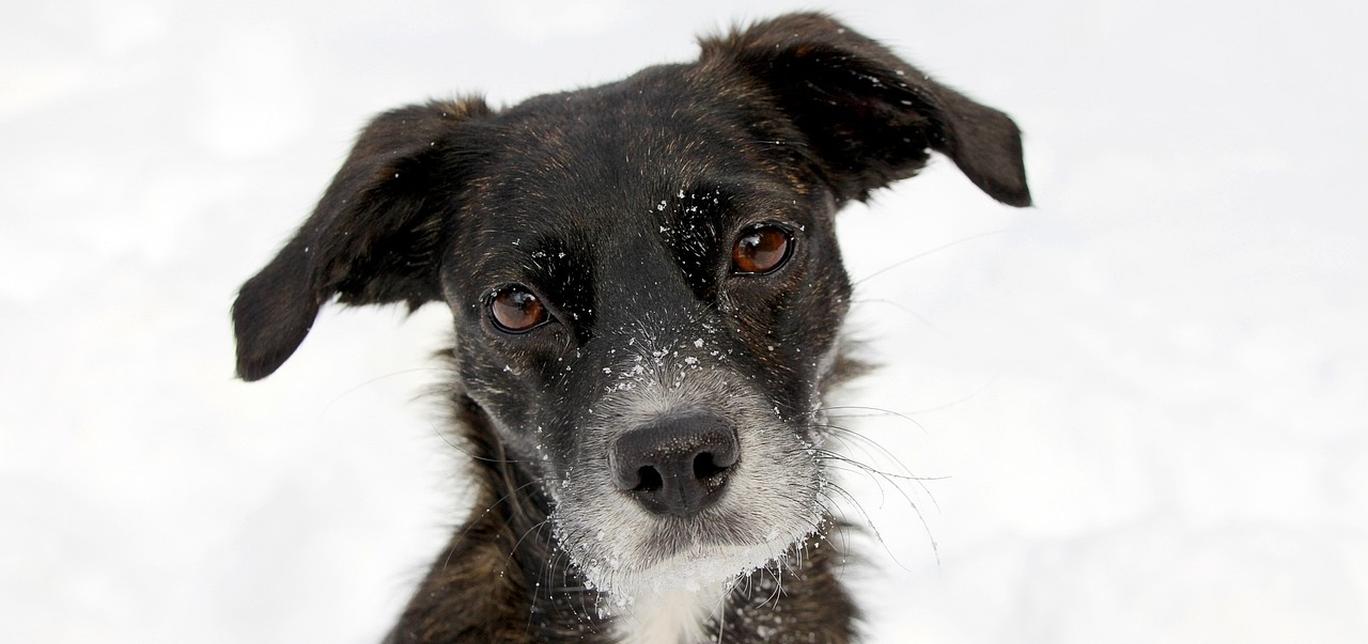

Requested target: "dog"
[{"left": 232, "top": 12, "right": 1029, "bottom": 643}]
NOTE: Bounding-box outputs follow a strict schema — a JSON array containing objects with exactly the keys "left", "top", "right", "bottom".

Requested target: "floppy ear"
[
  {"left": 699, "top": 12, "right": 1031, "bottom": 206},
  {"left": 232, "top": 97, "right": 491, "bottom": 381}
]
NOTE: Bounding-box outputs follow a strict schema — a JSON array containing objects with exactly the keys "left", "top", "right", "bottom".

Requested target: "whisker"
[
  {"left": 501, "top": 518, "right": 551, "bottom": 574},
  {"left": 811, "top": 420, "right": 948, "bottom": 517},
  {"left": 851, "top": 229, "right": 1008, "bottom": 286},
  {"left": 426, "top": 421, "right": 531, "bottom": 465},
  {"left": 819, "top": 451, "right": 943, "bottom": 565},
  {"left": 811, "top": 423, "right": 887, "bottom": 471},
  {"left": 810, "top": 405, "right": 927, "bottom": 433},
  {"left": 820, "top": 483, "right": 913, "bottom": 573},
  {"left": 847, "top": 297, "right": 946, "bottom": 336},
  {"left": 440, "top": 481, "right": 537, "bottom": 572},
  {"left": 317, "top": 367, "right": 445, "bottom": 418},
  {"left": 790, "top": 444, "right": 948, "bottom": 484},
  {"left": 812, "top": 422, "right": 923, "bottom": 479}
]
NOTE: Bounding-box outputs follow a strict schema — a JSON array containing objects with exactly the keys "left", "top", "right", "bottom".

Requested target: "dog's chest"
[{"left": 614, "top": 587, "right": 722, "bottom": 644}]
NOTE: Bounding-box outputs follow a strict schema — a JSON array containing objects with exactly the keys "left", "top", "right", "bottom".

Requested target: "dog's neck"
[
  {"left": 615, "top": 585, "right": 722, "bottom": 644},
  {"left": 383, "top": 392, "right": 858, "bottom": 643}
]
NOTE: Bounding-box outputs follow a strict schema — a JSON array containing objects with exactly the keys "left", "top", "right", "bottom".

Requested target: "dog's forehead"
[
  {"left": 454, "top": 69, "right": 796, "bottom": 298},
  {"left": 482, "top": 68, "right": 762, "bottom": 202}
]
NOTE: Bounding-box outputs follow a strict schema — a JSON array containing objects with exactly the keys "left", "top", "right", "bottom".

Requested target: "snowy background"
[{"left": 2, "top": 0, "right": 1366, "bottom": 642}]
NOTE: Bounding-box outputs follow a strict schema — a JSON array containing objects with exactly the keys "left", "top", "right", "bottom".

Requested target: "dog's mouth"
[
  {"left": 633, "top": 505, "right": 787, "bottom": 567},
  {"left": 549, "top": 435, "right": 827, "bottom": 598},
  {"left": 553, "top": 503, "right": 824, "bottom": 598}
]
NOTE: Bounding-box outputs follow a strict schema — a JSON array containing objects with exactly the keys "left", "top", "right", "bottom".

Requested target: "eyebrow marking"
[{"left": 657, "top": 182, "right": 730, "bottom": 301}]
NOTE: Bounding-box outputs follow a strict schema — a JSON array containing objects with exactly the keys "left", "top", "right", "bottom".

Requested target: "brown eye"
[
  {"left": 731, "top": 224, "right": 793, "bottom": 274},
  {"left": 489, "top": 286, "right": 548, "bottom": 333}
]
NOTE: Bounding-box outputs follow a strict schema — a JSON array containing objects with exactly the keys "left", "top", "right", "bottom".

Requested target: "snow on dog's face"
[{"left": 232, "top": 13, "right": 1029, "bottom": 600}]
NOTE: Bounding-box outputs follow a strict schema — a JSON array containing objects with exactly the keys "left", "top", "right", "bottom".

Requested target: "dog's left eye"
[
  {"left": 488, "top": 286, "right": 549, "bottom": 333},
  {"left": 731, "top": 224, "right": 793, "bottom": 275}
]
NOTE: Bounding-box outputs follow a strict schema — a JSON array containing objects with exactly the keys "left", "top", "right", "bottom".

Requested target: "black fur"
[{"left": 233, "top": 12, "right": 1029, "bottom": 643}]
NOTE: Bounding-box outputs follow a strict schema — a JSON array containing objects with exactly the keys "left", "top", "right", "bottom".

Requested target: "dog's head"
[{"left": 232, "top": 13, "right": 1028, "bottom": 598}]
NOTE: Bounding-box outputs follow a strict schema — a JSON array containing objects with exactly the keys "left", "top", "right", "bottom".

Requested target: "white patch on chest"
[{"left": 615, "top": 586, "right": 724, "bottom": 644}]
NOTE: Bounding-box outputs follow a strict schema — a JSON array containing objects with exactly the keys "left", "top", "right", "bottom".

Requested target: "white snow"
[{"left": 1, "top": 1, "right": 1366, "bottom": 643}]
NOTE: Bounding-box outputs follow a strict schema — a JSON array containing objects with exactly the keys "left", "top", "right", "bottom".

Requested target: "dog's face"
[
  {"left": 436, "top": 73, "right": 864, "bottom": 595},
  {"left": 232, "top": 14, "right": 1029, "bottom": 598}
]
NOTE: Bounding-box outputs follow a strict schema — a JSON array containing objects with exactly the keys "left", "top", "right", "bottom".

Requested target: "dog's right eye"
[
  {"left": 731, "top": 224, "right": 793, "bottom": 275},
  {"left": 488, "top": 286, "right": 548, "bottom": 334}
]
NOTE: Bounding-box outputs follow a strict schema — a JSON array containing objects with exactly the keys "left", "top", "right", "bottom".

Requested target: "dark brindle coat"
[{"left": 232, "top": 12, "right": 1029, "bottom": 643}]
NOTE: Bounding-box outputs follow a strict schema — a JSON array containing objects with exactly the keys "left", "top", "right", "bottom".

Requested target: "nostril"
[
  {"left": 692, "top": 451, "right": 730, "bottom": 481},
  {"left": 634, "top": 465, "right": 663, "bottom": 492}
]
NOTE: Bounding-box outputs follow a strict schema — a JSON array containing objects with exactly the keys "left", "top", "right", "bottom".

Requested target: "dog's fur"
[{"left": 232, "top": 13, "right": 1029, "bottom": 643}]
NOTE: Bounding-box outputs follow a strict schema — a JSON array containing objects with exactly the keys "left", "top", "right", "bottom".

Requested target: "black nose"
[{"left": 609, "top": 413, "right": 739, "bottom": 517}]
